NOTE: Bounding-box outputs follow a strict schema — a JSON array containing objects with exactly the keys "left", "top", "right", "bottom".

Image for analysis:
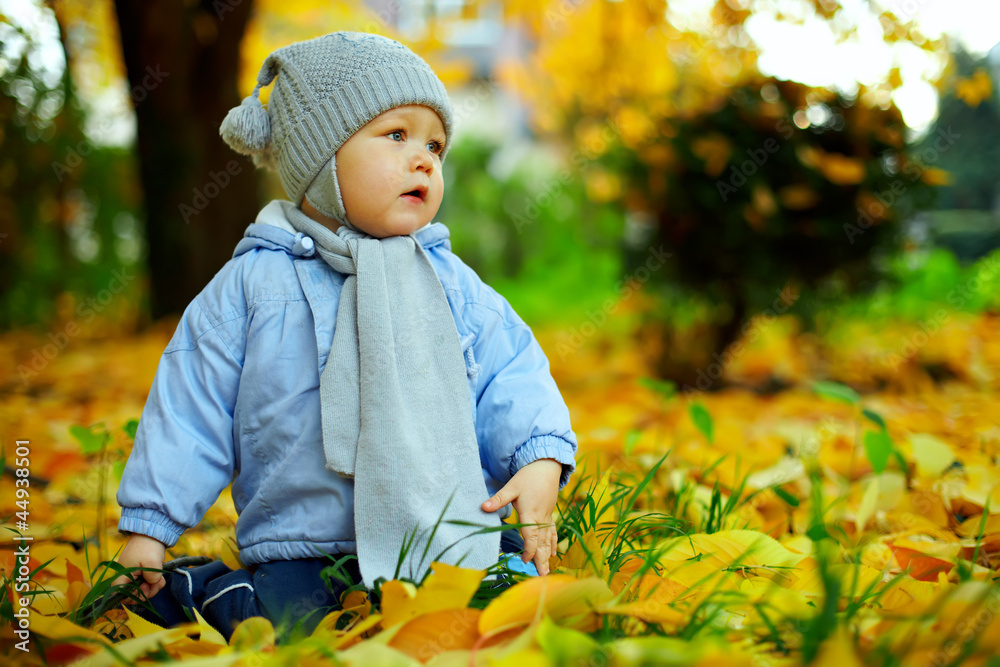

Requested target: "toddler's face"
[{"left": 335, "top": 104, "right": 446, "bottom": 238}]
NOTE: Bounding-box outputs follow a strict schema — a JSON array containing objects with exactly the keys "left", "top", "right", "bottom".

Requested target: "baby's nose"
[{"left": 410, "top": 147, "right": 434, "bottom": 171}]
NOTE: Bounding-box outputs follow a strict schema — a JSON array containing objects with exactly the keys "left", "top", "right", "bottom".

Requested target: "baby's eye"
[
  {"left": 388, "top": 130, "right": 404, "bottom": 142},
  {"left": 427, "top": 140, "right": 444, "bottom": 155}
]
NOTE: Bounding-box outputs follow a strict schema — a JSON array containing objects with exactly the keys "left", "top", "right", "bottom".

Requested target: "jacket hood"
[{"left": 234, "top": 199, "right": 453, "bottom": 259}]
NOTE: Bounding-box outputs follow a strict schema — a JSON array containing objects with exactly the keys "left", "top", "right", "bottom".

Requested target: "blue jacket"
[{"left": 117, "top": 200, "right": 578, "bottom": 566}]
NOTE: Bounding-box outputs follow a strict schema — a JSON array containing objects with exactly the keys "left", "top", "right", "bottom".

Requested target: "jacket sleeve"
[
  {"left": 116, "top": 268, "right": 247, "bottom": 547},
  {"left": 467, "top": 288, "right": 577, "bottom": 491}
]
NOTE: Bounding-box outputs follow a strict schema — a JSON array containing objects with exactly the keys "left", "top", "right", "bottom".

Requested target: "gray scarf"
[{"left": 281, "top": 201, "right": 500, "bottom": 587}]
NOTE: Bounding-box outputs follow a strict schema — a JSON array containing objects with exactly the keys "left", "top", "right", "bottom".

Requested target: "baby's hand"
[
  {"left": 112, "top": 533, "right": 167, "bottom": 600},
  {"left": 481, "top": 458, "right": 563, "bottom": 576}
]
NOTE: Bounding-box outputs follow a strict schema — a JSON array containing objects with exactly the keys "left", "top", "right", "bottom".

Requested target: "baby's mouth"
[{"left": 400, "top": 185, "right": 428, "bottom": 202}]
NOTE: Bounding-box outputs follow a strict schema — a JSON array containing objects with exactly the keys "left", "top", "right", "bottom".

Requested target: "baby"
[{"left": 112, "top": 31, "right": 577, "bottom": 639}]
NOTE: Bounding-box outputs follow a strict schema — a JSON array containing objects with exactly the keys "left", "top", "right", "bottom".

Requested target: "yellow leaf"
[
  {"left": 817, "top": 152, "right": 866, "bottom": 185},
  {"left": 584, "top": 169, "right": 621, "bottom": 203},
  {"left": 310, "top": 609, "right": 346, "bottom": 636},
  {"left": 70, "top": 626, "right": 197, "bottom": 667},
  {"left": 751, "top": 183, "right": 778, "bottom": 218},
  {"left": 796, "top": 144, "right": 821, "bottom": 168},
  {"left": 124, "top": 606, "right": 169, "bottom": 638},
  {"left": 812, "top": 627, "right": 863, "bottom": 667},
  {"left": 424, "top": 650, "right": 479, "bottom": 667},
  {"left": 479, "top": 576, "right": 612, "bottom": 634},
  {"left": 598, "top": 600, "right": 687, "bottom": 628},
  {"left": 909, "top": 433, "right": 955, "bottom": 478},
  {"left": 30, "top": 612, "right": 113, "bottom": 643},
  {"left": 955, "top": 69, "right": 993, "bottom": 107},
  {"left": 220, "top": 536, "right": 243, "bottom": 571},
  {"left": 888, "top": 67, "right": 903, "bottom": 89},
  {"left": 957, "top": 513, "right": 1000, "bottom": 537},
  {"left": 329, "top": 613, "right": 384, "bottom": 650},
  {"left": 227, "top": 615, "right": 275, "bottom": 651},
  {"left": 66, "top": 580, "right": 90, "bottom": 612},
  {"left": 558, "top": 529, "right": 606, "bottom": 575},
  {"left": 740, "top": 578, "right": 817, "bottom": 619},
  {"left": 336, "top": 640, "right": 422, "bottom": 667},
  {"left": 877, "top": 577, "right": 939, "bottom": 613},
  {"left": 381, "top": 562, "right": 485, "bottom": 628},
  {"left": 658, "top": 530, "right": 807, "bottom": 574},
  {"left": 691, "top": 135, "right": 733, "bottom": 178},
  {"left": 829, "top": 563, "right": 883, "bottom": 598},
  {"left": 958, "top": 465, "right": 1000, "bottom": 513},
  {"left": 860, "top": 541, "right": 898, "bottom": 571},
  {"left": 920, "top": 167, "right": 951, "bottom": 186},
  {"left": 193, "top": 607, "right": 229, "bottom": 646},
  {"left": 855, "top": 474, "right": 881, "bottom": 533},
  {"left": 489, "top": 647, "right": 553, "bottom": 667}
]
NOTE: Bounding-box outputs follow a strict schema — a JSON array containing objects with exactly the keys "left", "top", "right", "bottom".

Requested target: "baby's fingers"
[
  {"left": 140, "top": 576, "right": 166, "bottom": 599},
  {"left": 534, "top": 527, "right": 552, "bottom": 576},
  {"left": 521, "top": 526, "right": 539, "bottom": 565},
  {"left": 111, "top": 572, "right": 133, "bottom": 589}
]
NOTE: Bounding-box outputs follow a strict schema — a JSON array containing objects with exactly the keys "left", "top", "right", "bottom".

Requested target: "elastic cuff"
[
  {"left": 509, "top": 435, "right": 577, "bottom": 490},
  {"left": 118, "top": 507, "right": 186, "bottom": 547}
]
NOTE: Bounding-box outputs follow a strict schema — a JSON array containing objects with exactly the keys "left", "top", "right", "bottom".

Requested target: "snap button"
[{"left": 292, "top": 233, "right": 315, "bottom": 257}]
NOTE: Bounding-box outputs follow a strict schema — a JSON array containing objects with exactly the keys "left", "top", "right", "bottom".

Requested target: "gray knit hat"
[{"left": 219, "top": 31, "right": 454, "bottom": 216}]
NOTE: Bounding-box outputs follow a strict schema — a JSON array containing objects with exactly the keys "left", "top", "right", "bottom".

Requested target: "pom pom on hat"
[{"left": 220, "top": 89, "right": 271, "bottom": 155}]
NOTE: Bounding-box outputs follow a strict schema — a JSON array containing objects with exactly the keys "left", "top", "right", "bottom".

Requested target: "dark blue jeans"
[{"left": 132, "top": 529, "right": 526, "bottom": 642}]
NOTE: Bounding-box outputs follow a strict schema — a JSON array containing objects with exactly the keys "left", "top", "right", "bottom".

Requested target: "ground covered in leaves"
[{"left": 1, "top": 309, "right": 999, "bottom": 666}]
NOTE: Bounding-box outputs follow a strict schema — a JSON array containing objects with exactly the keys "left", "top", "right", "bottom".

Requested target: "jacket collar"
[{"left": 234, "top": 199, "right": 452, "bottom": 258}]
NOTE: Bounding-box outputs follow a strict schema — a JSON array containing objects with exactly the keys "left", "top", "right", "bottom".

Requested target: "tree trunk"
[
  {"left": 113, "top": 0, "right": 259, "bottom": 319},
  {"left": 655, "top": 286, "right": 747, "bottom": 393}
]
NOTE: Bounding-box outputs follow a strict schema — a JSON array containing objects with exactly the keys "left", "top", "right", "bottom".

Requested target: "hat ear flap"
[{"left": 219, "top": 57, "right": 277, "bottom": 155}]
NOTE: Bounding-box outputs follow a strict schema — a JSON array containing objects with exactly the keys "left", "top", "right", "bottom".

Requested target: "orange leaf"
[
  {"left": 389, "top": 607, "right": 481, "bottom": 662},
  {"left": 889, "top": 546, "right": 954, "bottom": 581},
  {"left": 65, "top": 557, "right": 84, "bottom": 586},
  {"left": 66, "top": 581, "right": 90, "bottom": 612},
  {"left": 380, "top": 562, "right": 485, "bottom": 629},
  {"left": 342, "top": 589, "right": 372, "bottom": 619},
  {"left": 778, "top": 184, "right": 819, "bottom": 210}
]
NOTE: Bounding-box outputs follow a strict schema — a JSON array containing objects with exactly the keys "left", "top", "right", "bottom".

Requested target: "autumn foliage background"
[{"left": 3, "top": 0, "right": 1000, "bottom": 665}]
